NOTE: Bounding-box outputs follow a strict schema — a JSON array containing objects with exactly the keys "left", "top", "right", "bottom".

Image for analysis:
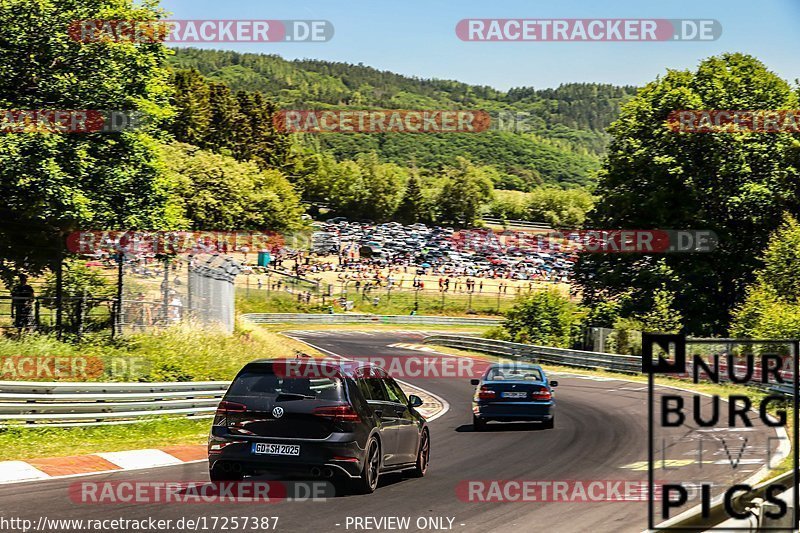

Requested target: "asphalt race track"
[{"left": 0, "top": 331, "right": 787, "bottom": 533}]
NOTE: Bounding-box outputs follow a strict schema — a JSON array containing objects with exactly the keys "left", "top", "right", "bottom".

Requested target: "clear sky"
[{"left": 158, "top": 0, "right": 800, "bottom": 90}]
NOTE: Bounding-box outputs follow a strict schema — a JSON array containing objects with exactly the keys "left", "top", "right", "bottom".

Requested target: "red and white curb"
[{"left": 0, "top": 445, "right": 206, "bottom": 485}]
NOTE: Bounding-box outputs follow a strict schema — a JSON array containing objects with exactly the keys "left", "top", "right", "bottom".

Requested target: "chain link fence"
[
  {"left": 1, "top": 252, "right": 241, "bottom": 337},
  {"left": 119, "top": 254, "right": 240, "bottom": 334}
]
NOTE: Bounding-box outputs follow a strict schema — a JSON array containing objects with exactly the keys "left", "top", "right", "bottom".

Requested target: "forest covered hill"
[{"left": 169, "top": 48, "right": 638, "bottom": 188}]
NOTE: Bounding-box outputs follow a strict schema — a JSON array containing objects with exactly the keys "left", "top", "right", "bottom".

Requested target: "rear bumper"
[
  {"left": 208, "top": 429, "right": 366, "bottom": 478},
  {"left": 473, "top": 401, "right": 555, "bottom": 422}
]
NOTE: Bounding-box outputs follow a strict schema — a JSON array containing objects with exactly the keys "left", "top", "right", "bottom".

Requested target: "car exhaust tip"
[
  {"left": 322, "top": 467, "right": 333, "bottom": 478},
  {"left": 310, "top": 467, "right": 321, "bottom": 477}
]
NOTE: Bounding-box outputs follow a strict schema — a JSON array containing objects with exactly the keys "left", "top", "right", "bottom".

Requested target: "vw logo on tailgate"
[{"left": 272, "top": 406, "right": 284, "bottom": 418}]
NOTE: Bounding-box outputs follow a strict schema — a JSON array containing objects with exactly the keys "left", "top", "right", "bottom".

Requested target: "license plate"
[
  {"left": 251, "top": 443, "right": 300, "bottom": 456},
  {"left": 502, "top": 391, "right": 527, "bottom": 399}
]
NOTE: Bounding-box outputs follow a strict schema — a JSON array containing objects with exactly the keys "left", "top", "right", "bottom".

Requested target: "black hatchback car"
[{"left": 208, "top": 359, "right": 430, "bottom": 494}]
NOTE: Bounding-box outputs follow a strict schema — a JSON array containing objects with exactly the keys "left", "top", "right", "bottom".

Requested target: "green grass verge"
[
  {"left": 236, "top": 288, "right": 518, "bottom": 316},
  {"left": 0, "top": 417, "right": 210, "bottom": 461},
  {"left": 0, "top": 321, "right": 322, "bottom": 382}
]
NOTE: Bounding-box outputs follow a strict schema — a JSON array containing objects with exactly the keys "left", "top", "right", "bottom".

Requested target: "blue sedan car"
[{"left": 471, "top": 363, "right": 557, "bottom": 430}]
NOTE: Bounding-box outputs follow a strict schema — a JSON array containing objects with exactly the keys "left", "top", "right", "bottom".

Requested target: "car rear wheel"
[
  {"left": 543, "top": 416, "right": 555, "bottom": 429},
  {"left": 351, "top": 437, "right": 380, "bottom": 494},
  {"left": 472, "top": 415, "right": 486, "bottom": 431},
  {"left": 408, "top": 429, "right": 430, "bottom": 478}
]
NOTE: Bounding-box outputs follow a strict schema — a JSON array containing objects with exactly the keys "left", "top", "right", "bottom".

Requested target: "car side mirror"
[
  {"left": 550, "top": 380, "right": 558, "bottom": 387},
  {"left": 470, "top": 379, "right": 480, "bottom": 386},
  {"left": 408, "top": 395, "right": 424, "bottom": 408}
]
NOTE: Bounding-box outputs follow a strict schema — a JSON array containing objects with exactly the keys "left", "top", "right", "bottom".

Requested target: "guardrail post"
[{"left": 755, "top": 499, "right": 795, "bottom": 530}]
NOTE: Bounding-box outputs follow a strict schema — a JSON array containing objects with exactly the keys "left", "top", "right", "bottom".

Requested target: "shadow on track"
[{"left": 455, "top": 422, "right": 550, "bottom": 433}]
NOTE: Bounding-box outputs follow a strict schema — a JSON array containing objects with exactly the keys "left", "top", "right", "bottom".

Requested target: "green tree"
[
  {"left": 169, "top": 69, "right": 211, "bottom": 147},
  {"left": 574, "top": 53, "right": 800, "bottom": 334},
  {"left": 356, "top": 153, "right": 407, "bottom": 222},
  {"left": 526, "top": 187, "right": 594, "bottom": 227},
  {"left": 396, "top": 171, "right": 426, "bottom": 224},
  {"left": 205, "top": 82, "right": 240, "bottom": 154},
  {"left": 732, "top": 215, "right": 800, "bottom": 338},
  {"left": 436, "top": 158, "right": 494, "bottom": 227},
  {"left": 235, "top": 91, "right": 292, "bottom": 171},
  {"left": 755, "top": 214, "right": 800, "bottom": 301},
  {"left": 486, "top": 189, "right": 531, "bottom": 221},
  {"left": 0, "top": 0, "right": 175, "bottom": 286},
  {"left": 502, "top": 289, "right": 585, "bottom": 348},
  {"left": 161, "top": 143, "right": 304, "bottom": 231}
]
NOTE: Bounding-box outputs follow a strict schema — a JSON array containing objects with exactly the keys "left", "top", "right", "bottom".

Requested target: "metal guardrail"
[
  {"left": 241, "top": 313, "right": 502, "bottom": 326},
  {"left": 423, "top": 335, "right": 641, "bottom": 373},
  {"left": 482, "top": 217, "right": 552, "bottom": 230},
  {"left": 0, "top": 381, "right": 228, "bottom": 427}
]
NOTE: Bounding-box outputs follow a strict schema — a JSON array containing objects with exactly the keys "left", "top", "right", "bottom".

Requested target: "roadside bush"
[
  {"left": 483, "top": 325, "right": 511, "bottom": 341},
  {"left": 502, "top": 289, "right": 585, "bottom": 348},
  {"left": 732, "top": 215, "right": 800, "bottom": 339}
]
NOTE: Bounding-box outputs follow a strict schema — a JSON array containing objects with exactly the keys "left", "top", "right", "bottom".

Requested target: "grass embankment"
[
  {"left": 0, "top": 321, "right": 321, "bottom": 383},
  {"left": 0, "top": 321, "right": 324, "bottom": 459},
  {"left": 236, "top": 288, "right": 520, "bottom": 316}
]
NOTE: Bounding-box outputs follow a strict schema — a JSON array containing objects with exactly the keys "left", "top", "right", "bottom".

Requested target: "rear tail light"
[
  {"left": 478, "top": 387, "right": 496, "bottom": 400},
  {"left": 332, "top": 456, "right": 360, "bottom": 462},
  {"left": 313, "top": 404, "right": 361, "bottom": 422},
  {"left": 216, "top": 401, "right": 248, "bottom": 414},
  {"left": 531, "top": 389, "right": 552, "bottom": 400}
]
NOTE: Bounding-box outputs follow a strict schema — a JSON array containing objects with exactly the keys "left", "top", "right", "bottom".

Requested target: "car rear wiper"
[{"left": 276, "top": 392, "right": 316, "bottom": 400}]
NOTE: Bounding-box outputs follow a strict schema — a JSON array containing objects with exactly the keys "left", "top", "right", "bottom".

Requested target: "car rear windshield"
[
  {"left": 228, "top": 369, "right": 344, "bottom": 401},
  {"left": 486, "top": 366, "right": 543, "bottom": 381}
]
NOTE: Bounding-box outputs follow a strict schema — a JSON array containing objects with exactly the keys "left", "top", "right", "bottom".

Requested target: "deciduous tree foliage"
[
  {"left": 160, "top": 143, "right": 304, "bottom": 231},
  {"left": 0, "top": 0, "right": 174, "bottom": 286},
  {"left": 574, "top": 53, "right": 800, "bottom": 334},
  {"left": 732, "top": 215, "right": 800, "bottom": 339},
  {"left": 436, "top": 158, "right": 494, "bottom": 227},
  {"left": 503, "top": 290, "right": 585, "bottom": 348}
]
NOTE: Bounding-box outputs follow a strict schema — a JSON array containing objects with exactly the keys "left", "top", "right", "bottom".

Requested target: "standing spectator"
[
  {"left": 11, "top": 274, "right": 34, "bottom": 331},
  {"left": 169, "top": 292, "right": 183, "bottom": 323},
  {"left": 130, "top": 292, "right": 152, "bottom": 330}
]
